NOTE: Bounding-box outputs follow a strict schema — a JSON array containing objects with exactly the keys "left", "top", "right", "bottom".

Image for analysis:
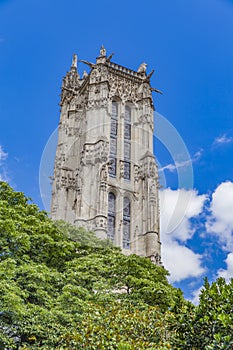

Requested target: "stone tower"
[{"left": 51, "top": 46, "right": 161, "bottom": 263}]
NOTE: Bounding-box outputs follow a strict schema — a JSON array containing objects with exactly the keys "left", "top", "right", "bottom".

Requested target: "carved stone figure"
[
  {"left": 71, "top": 54, "right": 77, "bottom": 69},
  {"left": 137, "top": 62, "right": 147, "bottom": 74},
  {"left": 100, "top": 44, "right": 106, "bottom": 57},
  {"left": 100, "top": 163, "right": 108, "bottom": 182}
]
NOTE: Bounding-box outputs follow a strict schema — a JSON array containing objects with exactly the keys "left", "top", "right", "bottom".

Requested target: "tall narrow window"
[
  {"left": 109, "top": 102, "right": 118, "bottom": 177},
  {"left": 124, "top": 106, "right": 131, "bottom": 180},
  {"left": 107, "top": 192, "right": 116, "bottom": 241},
  {"left": 123, "top": 197, "right": 130, "bottom": 249}
]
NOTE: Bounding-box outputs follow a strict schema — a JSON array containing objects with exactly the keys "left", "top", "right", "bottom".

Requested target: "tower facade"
[{"left": 51, "top": 47, "right": 161, "bottom": 263}]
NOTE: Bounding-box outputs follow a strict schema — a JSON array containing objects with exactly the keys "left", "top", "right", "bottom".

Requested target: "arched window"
[
  {"left": 124, "top": 106, "right": 131, "bottom": 180},
  {"left": 107, "top": 192, "right": 116, "bottom": 241},
  {"left": 109, "top": 102, "right": 118, "bottom": 177},
  {"left": 123, "top": 197, "right": 130, "bottom": 249}
]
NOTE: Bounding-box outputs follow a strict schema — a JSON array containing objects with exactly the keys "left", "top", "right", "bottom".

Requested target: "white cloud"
[
  {"left": 189, "top": 286, "right": 203, "bottom": 305},
  {"left": 162, "top": 241, "right": 205, "bottom": 283},
  {"left": 0, "top": 145, "right": 8, "bottom": 181},
  {"left": 213, "top": 134, "right": 233, "bottom": 146},
  {"left": 160, "top": 188, "right": 206, "bottom": 239},
  {"left": 206, "top": 181, "right": 233, "bottom": 250},
  {"left": 159, "top": 149, "right": 203, "bottom": 173},
  {"left": 160, "top": 188, "right": 207, "bottom": 282},
  {"left": 217, "top": 252, "right": 233, "bottom": 281},
  {"left": 0, "top": 169, "right": 9, "bottom": 182},
  {"left": 0, "top": 145, "right": 7, "bottom": 163}
]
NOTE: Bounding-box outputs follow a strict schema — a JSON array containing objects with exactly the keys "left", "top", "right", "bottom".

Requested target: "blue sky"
[{"left": 1, "top": 0, "right": 233, "bottom": 301}]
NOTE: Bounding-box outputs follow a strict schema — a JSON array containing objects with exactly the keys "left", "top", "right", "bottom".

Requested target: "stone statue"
[
  {"left": 100, "top": 163, "right": 108, "bottom": 182},
  {"left": 71, "top": 54, "right": 77, "bottom": 69},
  {"left": 100, "top": 44, "right": 106, "bottom": 57},
  {"left": 137, "top": 62, "right": 147, "bottom": 74}
]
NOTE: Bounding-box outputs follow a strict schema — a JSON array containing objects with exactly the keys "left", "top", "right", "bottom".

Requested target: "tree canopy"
[
  {"left": 0, "top": 182, "right": 181, "bottom": 349},
  {"left": 1, "top": 181, "right": 233, "bottom": 349}
]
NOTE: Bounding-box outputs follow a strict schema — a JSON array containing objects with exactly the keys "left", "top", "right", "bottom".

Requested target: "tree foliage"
[
  {"left": 171, "top": 277, "right": 233, "bottom": 349},
  {"left": 1, "top": 181, "right": 233, "bottom": 349},
  {"left": 0, "top": 182, "right": 180, "bottom": 349}
]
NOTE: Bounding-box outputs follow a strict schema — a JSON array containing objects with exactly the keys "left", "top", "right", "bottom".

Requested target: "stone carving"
[
  {"left": 138, "top": 114, "right": 153, "bottom": 130},
  {"left": 60, "top": 67, "right": 80, "bottom": 106},
  {"left": 75, "top": 216, "right": 107, "bottom": 232},
  {"left": 106, "top": 52, "right": 114, "bottom": 62},
  {"left": 100, "top": 44, "right": 106, "bottom": 57},
  {"left": 75, "top": 92, "right": 88, "bottom": 110},
  {"left": 87, "top": 67, "right": 109, "bottom": 109},
  {"left": 100, "top": 163, "right": 108, "bottom": 182},
  {"left": 108, "top": 73, "right": 140, "bottom": 103},
  {"left": 59, "top": 168, "right": 77, "bottom": 189},
  {"left": 137, "top": 62, "right": 147, "bottom": 75},
  {"left": 71, "top": 54, "right": 78, "bottom": 69},
  {"left": 87, "top": 97, "right": 109, "bottom": 110},
  {"left": 134, "top": 164, "right": 140, "bottom": 182},
  {"left": 119, "top": 160, "right": 124, "bottom": 178},
  {"left": 89, "top": 65, "right": 108, "bottom": 84},
  {"left": 55, "top": 154, "right": 66, "bottom": 168},
  {"left": 142, "top": 83, "right": 152, "bottom": 98},
  {"left": 149, "top": 179, "right": 157, "bottom": 204},
  {"left": 95, "top": 216, "right": 107, "bottom": 230},
  {"left": 139, "top": 154, "right": 158, "bottom": 180},
  {"left": 81, "top": 139, "right": 109, "bottom": 165}
]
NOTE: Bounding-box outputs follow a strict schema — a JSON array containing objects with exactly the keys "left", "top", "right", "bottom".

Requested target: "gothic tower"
[{"left": 51, "top": 46, "right": 161, "bottom": 264}]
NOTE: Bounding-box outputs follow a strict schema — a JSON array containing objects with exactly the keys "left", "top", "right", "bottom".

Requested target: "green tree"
[
  {"left": 0, "top": 182, "right": 182, "bottom": 349},
  {"left": 171, "top": 277, "right": 233, "bottom": 349}
]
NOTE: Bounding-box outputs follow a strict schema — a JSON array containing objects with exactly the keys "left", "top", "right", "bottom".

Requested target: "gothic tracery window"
[
  {"left": 123, "top": 197, "right": 130, "bottom": 249},
  {"left": 124, "top": 106, "right": 131, "bottom": 180},
  {"left": 109, "top": 102, "right": 118, "bottom": 177},
  {"left": 107, "top": 192, "right": 116, "bottom": 241}
]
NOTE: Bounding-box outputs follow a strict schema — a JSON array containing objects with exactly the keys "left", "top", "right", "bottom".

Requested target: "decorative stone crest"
[{"left": 81, "top": 139, "right": 109, "bottom": 165}]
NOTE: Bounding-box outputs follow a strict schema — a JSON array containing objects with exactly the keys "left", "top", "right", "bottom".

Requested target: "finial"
[
  {"left": 71, "top": 54, "right": 78, "bottom": 69},
  {"left": 137, "top": 62, "right": 147, "bottom": 74},
  {"left": 100, "top": 44, "right": 106, "bottom": 57}
]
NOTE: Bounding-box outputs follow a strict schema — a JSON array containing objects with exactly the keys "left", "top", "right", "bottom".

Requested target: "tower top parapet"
[
  {"left": 60, "top": 47, "right": 162, "bottom": 106},
  {"left": 107, "top": 61, "right": 147, "bottom": 80}
]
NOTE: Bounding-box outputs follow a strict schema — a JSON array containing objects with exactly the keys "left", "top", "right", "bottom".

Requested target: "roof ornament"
[
  {"left": 100, "top": 44, "right": 106, "bottom": 57},
  {"left": 79, "top": 59, "right": 95, "bottom": 69},
  {"left": 137, "top": 62, "right": 147, "bottom": 75},
  {"left": 106, "top": 52, "right": 114, "bottom": 62},
  {"left": 151, "top": 87, "right": 163, "bottom": 94},
  {"left": 146, "top": 69, "right": 154, "bottom": 80},
  {"left": 71, "top": 54, "right": 78, "bottom": 69}
]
